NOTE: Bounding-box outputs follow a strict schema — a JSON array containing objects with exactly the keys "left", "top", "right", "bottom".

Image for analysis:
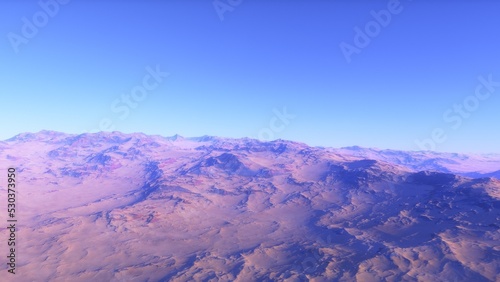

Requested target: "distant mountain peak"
[
  {"left": 166, "top": 134, "right": 184, "bottom": 141},
  {"left": 6, "top": 130, "right": 74, "bottom": 142}
]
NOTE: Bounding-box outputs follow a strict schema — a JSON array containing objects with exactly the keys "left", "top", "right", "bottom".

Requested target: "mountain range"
[{"left": 1, "top": 130, "right": 499, "bottom": 281}]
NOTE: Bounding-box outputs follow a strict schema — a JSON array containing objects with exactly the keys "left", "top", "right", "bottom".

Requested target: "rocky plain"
[{"left": 0, "top": 131, "right": 499, "bottom": 281}]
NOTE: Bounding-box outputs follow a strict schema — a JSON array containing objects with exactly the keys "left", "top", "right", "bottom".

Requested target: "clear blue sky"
[{"left": 1, "top": 0, "right": 499, "bottom": 153}]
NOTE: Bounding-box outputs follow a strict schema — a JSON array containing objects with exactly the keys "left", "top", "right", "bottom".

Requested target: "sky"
[{"left": 1, "top": 0, "right": 499, "bottom": 153}]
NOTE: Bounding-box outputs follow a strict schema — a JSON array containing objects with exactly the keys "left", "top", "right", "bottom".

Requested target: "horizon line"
[{"left": 3, "top": 129, "right": 499, "bottom": 156}]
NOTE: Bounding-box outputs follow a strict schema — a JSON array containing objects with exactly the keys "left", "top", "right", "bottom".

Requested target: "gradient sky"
[{"left": 1, "top": 0, "right": 499, "bottom": 153}]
